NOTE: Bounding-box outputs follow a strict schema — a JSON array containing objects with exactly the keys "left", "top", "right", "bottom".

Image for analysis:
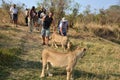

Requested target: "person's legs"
[
  {"left": 15, "top": 19, "right": 18, "bottom": 27},
  {"left": 45, "top": 29, "right": 50, "bottom": 45},
  {"left": 38, "top": 18, "right": 42, "bottom": 31},
  {"left": 25, "top": 16, "right": 28, "bottom": 26},
  {"left": 34, "top": 22, "right": 37, "bottom": 29},
  {"left": 29, "top": 19, "right": 34, "bottom": 32},
  {"left": 15, "top": 19, "right": 17, "bottom": 27},
  {"left": 10, "top": 14, "right": 13, "bottom": 23},
  {"left": 13, "top": 14, "right": 18, "bottom": 27},
  {"left": 41, "top": 28, "right": 45, "bottom": 45},
  {"left": 45, "top": 36, "right": 49, "bottom": 45},
  {"left": 12, "top": 14, "right": 15, "bottom": 26},
  {"left": 42, "top": 36, "right": 45, "bottom": 45},
  {"left": 11, "top": 14, "right": 14, "bottom": 24}
]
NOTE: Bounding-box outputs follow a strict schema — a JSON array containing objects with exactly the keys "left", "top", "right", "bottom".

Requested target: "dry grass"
[
  {"left": 0, "top": 6, "right": 120, "bottom": 80},
  {"left": 0, "top": 8, "right": 25, "bottom": 25},
  {"left": 74, "top": 22, "right": 120, "bottom": 45},
  {"left": 0, "top": 8, "right": 10, "bottom": 23},
  {"left": 0, "top": 22, "right": 120, "bottom": 80}
]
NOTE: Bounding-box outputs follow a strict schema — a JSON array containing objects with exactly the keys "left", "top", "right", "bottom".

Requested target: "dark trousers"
[
  {"left": 25, "top": 16, "right": 28, "bottom": 25},
  {"left": 59, "top": 31, "right": 67, "bottom": 36}
]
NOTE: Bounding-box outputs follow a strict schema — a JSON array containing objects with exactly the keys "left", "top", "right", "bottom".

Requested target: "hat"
[
  {"left": 40, "top": 12, "right": 46, "bottom": 17},
  {"left": 62, "top": 17, "right": 67, "bottom": 22}
]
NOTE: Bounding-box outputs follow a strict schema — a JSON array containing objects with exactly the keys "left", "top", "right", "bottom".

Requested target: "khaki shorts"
[{"left": 41, "top": 28, "right": 50, "bottom": 37}]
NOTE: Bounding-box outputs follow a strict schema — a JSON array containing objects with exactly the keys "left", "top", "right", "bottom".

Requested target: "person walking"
[
  {"left": 41, "top": 11, "right": 55, "bottom": 46},
  {"left": 10, "top": 4, "right": 18, "bottom": 27},
  {"left": 37, "top": 6, "right": 46, "bottom": 31},
  {"left": 28, "top": 6, "right": 37, "bottom": 32},
  {"left": 25, "top": 8, "right": 29, "bottom": 26},
  {"left": 59, "top": 17, "right": 68, "bottom": 36}
]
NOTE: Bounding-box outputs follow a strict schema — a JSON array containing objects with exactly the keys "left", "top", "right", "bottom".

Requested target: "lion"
[
  {"left": 51, "top": 32, "right": 71, "bottom": 50},
  {"left": 40, "top": 47, "right": 86, "bottom": 80}
]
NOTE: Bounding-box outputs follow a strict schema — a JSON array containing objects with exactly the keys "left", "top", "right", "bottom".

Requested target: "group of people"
[
  {"left": 9, "top": 4, "right": 69, "bottom": 46},
  {"left": 24, "top": 6, "right": 47, "bottom": 32},
  {"left": 26, "top": 6, "right": 69, "bottom": 46}
]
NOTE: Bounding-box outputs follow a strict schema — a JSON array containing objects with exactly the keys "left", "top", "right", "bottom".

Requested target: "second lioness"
[{"left": 51, "top": 32, "right": 71, "bottom": 50}]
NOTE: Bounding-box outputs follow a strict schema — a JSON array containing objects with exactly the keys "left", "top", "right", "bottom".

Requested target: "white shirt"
[
  {"left": 59, "top": 21, "right": 68, "bottom": 33},
  {"left": 25, "top": 10, "right": 28, "bottom": 16},
  {"left": 10, "top": 6, "right": 13, "bottom": 14},
  {"left": 59, "top": 21, "right": 68, "bottom": 28},
  {"left": 10, "top": 7, "right": 18, "bottom": 14}
]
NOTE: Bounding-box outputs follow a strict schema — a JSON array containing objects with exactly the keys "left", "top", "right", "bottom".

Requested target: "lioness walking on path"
[
  {"left": 51, "top": 32, "right": 71, "bottom": 50},
  {"left": 40, "top": 47, "right": 86, "bottom": 80}
]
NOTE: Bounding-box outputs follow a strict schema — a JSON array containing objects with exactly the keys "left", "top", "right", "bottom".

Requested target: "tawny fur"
[
  {"left": 40, "top": 47, "right": 86, "bottom": 80},
  {"left": 51, "top": 32, "right": 71, "bottom": 50}
]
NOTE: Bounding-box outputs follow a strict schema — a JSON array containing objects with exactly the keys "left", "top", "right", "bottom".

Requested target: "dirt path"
[
  {"left": 0, "top": 24, "right": 44, "bottom": 80},
  {"left": 11, "top": 26, "right": 44, "bottom": 80}
]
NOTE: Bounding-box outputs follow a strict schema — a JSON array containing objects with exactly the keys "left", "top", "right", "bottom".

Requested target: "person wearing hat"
[{"left": 59, "top": 17, "right": 68, "bottom": 36}]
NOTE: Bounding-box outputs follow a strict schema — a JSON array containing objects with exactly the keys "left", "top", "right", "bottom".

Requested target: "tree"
[
  {"left": 67, "top": 2, "right": 80, "bottom": 28},
  {"left": 37, "top": 0, "right": 72, "bottom": 22},
  {"left": 83, "top": 5, "right": 91, "bottom": 24},
  {"left": 106, "top": 5, "right": 120, "bottom": 24}
]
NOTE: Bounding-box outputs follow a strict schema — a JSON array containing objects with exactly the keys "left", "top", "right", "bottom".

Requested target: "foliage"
[
  {"left": 67, "top": 2, "right": 80, "bottom": 28},
  {"left": 37, "top": 0, "right": 73, "bottom": 26},
  {"left": 76, "top": 5, "right": 120, "bottom": 26}
]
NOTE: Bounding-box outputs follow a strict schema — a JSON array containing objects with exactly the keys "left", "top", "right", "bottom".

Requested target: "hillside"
[{"left": 0, "top": 23, "right": 120, "bottom": 80}]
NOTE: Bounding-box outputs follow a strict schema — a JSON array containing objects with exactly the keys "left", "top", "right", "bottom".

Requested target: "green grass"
[{"left": 0, "top": 24, "right": 120, "bottom": 80}]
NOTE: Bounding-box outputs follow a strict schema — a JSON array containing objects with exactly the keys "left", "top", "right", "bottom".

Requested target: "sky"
[
  {"left": 0, "top": 0, "right": 119, "bottom": 13},
  {"left": 77, "top": 0, "right": 119, "bottom": 13}
]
